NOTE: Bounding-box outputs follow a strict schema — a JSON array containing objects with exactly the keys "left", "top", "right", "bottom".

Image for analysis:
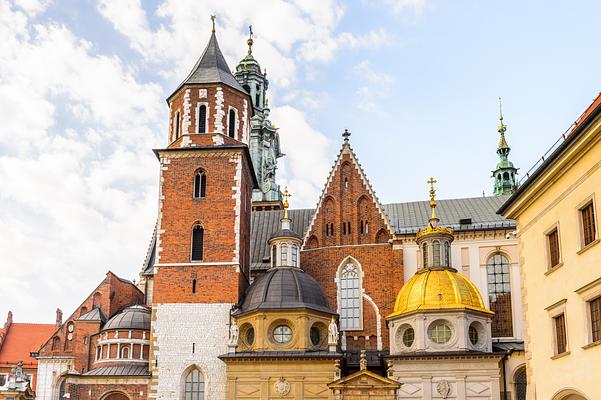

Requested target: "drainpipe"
[{"left": 501, "top": 349, "right": 513, "bottom": 400}]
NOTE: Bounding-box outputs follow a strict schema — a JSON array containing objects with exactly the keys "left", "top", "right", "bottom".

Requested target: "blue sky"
[{"left": 0, "top": 0, "right": 599, "bottom": 322}]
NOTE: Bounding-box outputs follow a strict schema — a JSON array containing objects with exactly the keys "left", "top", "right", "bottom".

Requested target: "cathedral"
[{"left": 12, "top": 20, "right": 529, "bottom": 400}]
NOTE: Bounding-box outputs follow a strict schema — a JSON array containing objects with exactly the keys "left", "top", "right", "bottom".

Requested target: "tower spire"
[
  {"left": 210, "top": 15, "right": 216, "bottom": 33},
  {"left": 427, "top": 177, "right": 438, "bottom": 223},
  {"left": 247, "top": 25, "right": 254, "bottom": 55},
  {"left": 491, "top": 98, "right": 518, "bottom": 196}
]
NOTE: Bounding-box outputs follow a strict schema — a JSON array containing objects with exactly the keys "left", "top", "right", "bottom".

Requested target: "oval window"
[
  {"left": 428, "top": 320, "right": 452, "bottom": 344},
  {"left": 402, "top": 327, "right": 415, "bottom": 347},
  {"left": 246, "top": 327, "right": 255, "bottom": 345},
  {"left": 469, "top": 324, "right": 479, "bottom": 345},
  {"left": 310, "top": 327, "right": 321, "bottom": 346},
  {"left": 272, "top": 325, "right": 292, "bottom": 343}
]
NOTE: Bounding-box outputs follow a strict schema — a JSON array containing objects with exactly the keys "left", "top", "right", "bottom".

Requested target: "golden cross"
[
  {"left": 427, "top": 177, "right": 437, "bottom": 202},
  {"left": 210, "top": 15, "right": 216, "bottom": 32},
  {"left": 283, "top": 187, "right": 291, "bottom": 209}
]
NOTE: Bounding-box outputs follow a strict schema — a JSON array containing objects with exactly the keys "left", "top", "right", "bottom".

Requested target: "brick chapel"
[{"left": 5, "top": 18, "right": 532, "bottom": 400}]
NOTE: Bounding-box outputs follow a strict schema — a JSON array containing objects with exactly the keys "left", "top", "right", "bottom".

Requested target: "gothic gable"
[{"left": 303, "top": 142, "right": 394, "bottom": 249}]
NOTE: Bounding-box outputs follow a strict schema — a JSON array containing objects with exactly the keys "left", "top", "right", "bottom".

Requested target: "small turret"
[{"left": 492, "top": 98, "right": 519, "bottom": 196}]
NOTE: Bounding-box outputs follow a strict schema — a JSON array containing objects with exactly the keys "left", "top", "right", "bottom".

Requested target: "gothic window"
[
  {"left": 198, "top": 105, "right": 207, "bottom": 133},
  {"left": 228, "top": 109, "right": 236, "bottom": 138},
  {"left": 191, "top": 225, "right": 204, "bottom": 261},
  {"left": 514, "top": 366, "right": 527, "bottom": 400},
  {"left": 306, "top": 235, "right": 319, "bottom": 249},
  {"left": 375, "top": 228, "right": 388, "bottom": 243},
  {"left": 80, "top": 307, "right": 88, "bottom": 316},
  {"left": 51, "top": 337, "right": 60, "bottom": 351},
  {"left": 281, "top": 244, "right": 288, "bottom": 265},
  {"left": 342, "top": 222, "right": 346, "bottom": 235},
  {"left": 360, "top": 221, "right": 363, "bottom": 234},
  {"left": 184, "top": 367, "right": 205, "bottom": 400},
  {"left": 422, "top": 243, "right": 428, "bottom": 268},
  {"left": 339, "top": 262, "right": 361, "bottom": 330},
  {"left": 291, "top": 245, "right": 298, "bottom": 267},
  {"left": 193, "top": 171, "right": 206, "bottom": 198},
  {"left": 487, "top": 253, "right": 513, "bottom": 337},
  {"left": 444, "top": 241, "right": 451, "bottom": 266},
  {"left": 174, "top": 111, "right": 181, "bottom": 140},
  {"left": 432, "top": 241, "right": 441, "bottom": 266},
  {"left": 347, "top": 222, "right": 351, "bottom": 234},
  {"left": 58, "top": 378, "right": 67, "bottom": 400},
  {"left": 364, "top": 222, "right": 368, "bottom": 234}
]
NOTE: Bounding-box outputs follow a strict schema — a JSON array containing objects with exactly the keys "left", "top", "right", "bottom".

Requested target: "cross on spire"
[
  {"left": 210, "top": 15, "right": 216, "bottom": 33},
  {"left": 342, "top": 128, "right": 351, "bottom": 143},
  {"left": 247, "top": 25, "right": 254, "bottom": 55},
  {"left": 283, "top": 187, "right": 291, "bottom": 219},
  {"left": 498, "top": 97, "right": 506, "bottom": 134},
  {"left": 427, "top": 177, "right": 438, "bottom": 221}
]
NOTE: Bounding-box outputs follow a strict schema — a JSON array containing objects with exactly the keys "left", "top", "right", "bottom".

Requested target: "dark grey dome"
[
  {"left": 238, "top": 267, "right": 334, "bottom": 315},
  {"left": 268, "top": 228, "right": 302, "bottom": 242},
  {"left": 102, "top": 305, "right": 150, "bottom": 331}
]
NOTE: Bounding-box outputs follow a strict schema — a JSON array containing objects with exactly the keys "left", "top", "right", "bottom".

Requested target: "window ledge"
[
  {"left": 550, "top": 351, "right": 571, "bottom": 360},
  {"left": 577, "top": 239, "right": 600, "bottom": 255},
  {"left": 582, "top": 340, "right": 601, "bottom": 350},
  {"left": 545, "top": 262, "right": 564, "bottom": 276}
]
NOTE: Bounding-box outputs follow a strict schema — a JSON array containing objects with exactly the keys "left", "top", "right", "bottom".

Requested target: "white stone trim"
[
  {"left": 213, "top": 87, "right": 225, "bottom": 134},
  {"left": 227, "top": 106, "right": 239, "bottom": 140},
  {"left": 362, "top": 292, "right": 383, "bottom": 350}
]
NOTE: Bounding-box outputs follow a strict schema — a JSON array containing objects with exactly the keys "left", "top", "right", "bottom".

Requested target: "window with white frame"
[
  {"left": 280, "top": 244, "right": 288, "bottom": 265},
  {"left": 339, "top": 263, "right": 361, "bottom": 330},
  {"left": 183, "top": 367, "right": 205, "bottom": 400},
  {"left": 0, "top": 374, "right": 7, "bottom": 386},
  {"left": 291, "top": 245, "right": 298, "bottom": 267}
]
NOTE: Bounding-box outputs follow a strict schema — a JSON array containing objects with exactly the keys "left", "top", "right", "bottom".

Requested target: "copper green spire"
[{"left": 492, "top": 98, "right": 518, "bottom": 196}]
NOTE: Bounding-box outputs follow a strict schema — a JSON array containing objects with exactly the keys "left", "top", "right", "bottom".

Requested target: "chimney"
[{"left": 55, "top": 308, "right": 63, "bottom": 329}]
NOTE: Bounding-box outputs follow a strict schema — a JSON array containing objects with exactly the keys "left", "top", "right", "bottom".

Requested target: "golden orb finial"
[
  {"left": 283, "top": 187, "right": 291, "bottom": 219},
  {"left": 427, "top": 177, "right": 438, "bottom": 220},
  {"left": 210, "top": 15, "right": 216, "bottom": 33},
  {"left": 497, "top": 97, "right": 507, "bottom": 134}
]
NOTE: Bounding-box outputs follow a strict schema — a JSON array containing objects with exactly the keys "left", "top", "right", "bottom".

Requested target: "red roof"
[
  {"left": 570, "top": 92, "right": 601, "bottom": 134},
  {"left": 0, "top": 323, "right": 55, "bottom": 367}
]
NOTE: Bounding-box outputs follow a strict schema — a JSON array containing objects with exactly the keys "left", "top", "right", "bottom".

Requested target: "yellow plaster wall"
[
  {"left": 503, "top": 116, "right": 601, "bottom": 400},
  {"left": 225, "top": 359, "right": 338, "bottom": 400}
]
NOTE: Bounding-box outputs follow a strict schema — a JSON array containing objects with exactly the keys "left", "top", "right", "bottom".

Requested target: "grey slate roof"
[
  {"left": 102, "top": 305, "right": 150, "bottom": 332},
  {"left": 83, "top": 364, "right": 150, "bottom": 376},
  {"left": 168, "top": 32, "right": 245, "bottom": 100},
  {"left": 77, "top": 308, "right": 106, "bottom": 323},
  {"left": 237, "top": 266, "right": 334, "bottom": 316},
  {"left": 492, "top": 341, "right": 525, "bottom": 352},
  {"left": 250, "top": 195, "right": 515, "bottom": 270}
]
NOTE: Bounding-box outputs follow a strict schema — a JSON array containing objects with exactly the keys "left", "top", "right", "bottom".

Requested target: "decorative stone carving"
[
  {"left": 359, "top": 350, "right": 367, "bottom": 371},
  {"left": 436, "top": 380, "right": 451, "bottom": 398},
  {"left": 328, "top": 317, "right": 339, "bottom": 346},
  {"left": 274, "top": 377, "right": 291, "bottom": 396},
  {"left": 228, "top": 321, "right": 239, "bottom": 347}
]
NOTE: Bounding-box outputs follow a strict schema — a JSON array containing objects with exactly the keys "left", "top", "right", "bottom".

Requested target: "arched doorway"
[
  {"left": 101, "top": 392, "right": 130, "bottom": 400},
  {"left": 514, "top": 366, "right": 527, "bottom": 400},
  {"left": 552, "top": 389, "right": 588, "bottom": 400}
]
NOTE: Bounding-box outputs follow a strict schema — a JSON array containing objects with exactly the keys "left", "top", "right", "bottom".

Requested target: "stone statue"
[
  {"left": 228, "top": 322, "right": 239, "bottom": 347},
  {"left": 328, "top": 317, "right": 339, "bottom": 345},
  {"left": 359, "top": 350, "right": 367, "bottom": 371}
]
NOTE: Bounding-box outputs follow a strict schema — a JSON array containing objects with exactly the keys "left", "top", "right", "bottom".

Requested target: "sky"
[{"left": 0, "top": 0, "right": 599, "bottom": 323}]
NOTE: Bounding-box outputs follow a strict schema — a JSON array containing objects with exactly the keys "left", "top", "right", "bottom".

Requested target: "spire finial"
[
  {"left": 210, "top": 15, "right": 216, "bottom": 33},
  {"left": 283, "top": 187, "right": 291, "bottom": 219},
  {"left": 498, "top": 97, "right": 506, "bottom": 135},
  {"left": 342, "top": 128, "right": 351, "bottom": 143},
  {"left": 247, "top": 25, "right": 254, "bottom": 55},
  {"left": 427, "top": 177, "right": 438, "bottom": 220}
]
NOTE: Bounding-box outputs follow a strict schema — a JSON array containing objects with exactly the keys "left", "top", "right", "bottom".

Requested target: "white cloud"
[
  {"left": 12, "top": 0, "right": 53, "bottom": 16},
  {"left": 354, "top": 60, "right": 393, "bottom": 84},
  {"left": 0, "top": 1, "right": 162, "bottom": 322},
  {"left": 383, "top": 0, "right": 428, "bottom": 15},
  {"left": 352, "top": 60, "right": 393, "bottom": 114}
]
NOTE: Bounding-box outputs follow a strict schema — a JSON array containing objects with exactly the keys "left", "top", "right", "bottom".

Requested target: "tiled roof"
[
  {"left": 77, "top": 308, "right": 106, "bottom": 322},
  {"left": 250, "top": 195, "right": 515, "bottom": 270},
  {"left": 102, "top": 306, "right": 150, "bottom": 332},
  {"left": 83, "top": 364, "right": 150, "bottom": 376},
  {"left": 168, "top": 32, "right": 245, "bottom": 100},
  {"left": 0, "top": 323, "right": 55, "bottom": 366}
]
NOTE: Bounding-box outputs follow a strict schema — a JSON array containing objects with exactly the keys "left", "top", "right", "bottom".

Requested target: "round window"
[
  {"left": 246, "top": 327, "right": 255, "bottom": 345},
  {"left": 310, "top": 327, "right": 321, "bottom": 346},
  {"left": 428, "top": 320, "right": 452, "bottom": 344},
  {"left": 272, "top": 325, "right": 292, "bottom": 343},
  {"left": 402, "top": 327, "right": 415, "bottom": 347},
  {"left": 469, "top": 323, "right": 479, "bottom": 345}
]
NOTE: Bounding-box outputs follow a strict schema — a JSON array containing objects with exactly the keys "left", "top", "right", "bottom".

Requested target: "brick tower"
[{"left": 149, "top": 20, "right": 257, "bottom": 399}]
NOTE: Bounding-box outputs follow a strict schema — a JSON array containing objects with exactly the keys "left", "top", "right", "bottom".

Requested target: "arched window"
[
  {"left": 184, "top": 367, "right": 205, "bottom": 400},
  {"left": 228, "top": 109, "right": 236, "bottom": 138},
  {"left": 80, "top": 307, "right": 88, "bottom": 316},
  {"left": 58, "top": 378, "right": 67, "bottom": 400},
  {"left": 291, "top": 245, "right": 298, "bottom": 267},
  {"left": 422, "top": 243, "right": 428, "bottom": 268},
  {"left": 174, "top": 111, "right": 181, "bottom": 140},
  {"left": 270, "top": 245, "right": 276, "bottom": 267},
  {"left": 444, "top": 241, "right": 451, "bottom": 266},
  {"left": 121, "top": 346, "right": 129, "bottom": 359},
  {"left": 339, "top": 262, "right": 361, "bottom": 330},
  {"left": 281, "top": 244, "right": 288, "bottom": 265},
  {"left": 487, "top": 253, "right": 513, "bottom": 337},
  {"left": 364, "top": 222, "right": 368, "bottom": 234},
  {"left": 197, "top": 105, "right": 207, "bottom": 133},
  {"left": 432, "top": 240, "right": 441, "bottom": 266},
  {"left": 242, "top": 84, "right": 250, "bottom": 94},
  {"left": 193, "top": 171, "right": 206, "bottom": 198},
  {"left": 514, "top": 366, "right": 527, "bottom": 400},
  {"left": 51, "top": 337, "right": 60, "bottom": 351},
  {"left": 503, "top": 172, "right": 509, "bottom": 180},
  {"left": 255, "top": 84, "right": 260, "bottom": 107},
  {"left": 191, "top": 225, "right": 204, "bottom": 261}
]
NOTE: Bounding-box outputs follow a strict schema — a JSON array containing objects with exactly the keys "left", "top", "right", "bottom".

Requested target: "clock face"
[{"left": 67, "top": 323, "right": 74, "bottom": 332}]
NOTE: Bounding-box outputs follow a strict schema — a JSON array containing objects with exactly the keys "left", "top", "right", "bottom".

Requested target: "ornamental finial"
[
  {"left": 498, "top": 97, "right": 506, "bottom": 135},
  {"left": 427, "top": 177, "right": 438, "bottom": 221},
  {"left": 247, "top": 25, "right": 254, "bottom": 55},
  {"left": 210, "top": 15, "right": 216, "bottom": 33},
  {"left": 283, "top": 187, "right": 291, "bottom": 219},
  {"left": 342, "top": 128, "right": 351, "bottom": 143}
]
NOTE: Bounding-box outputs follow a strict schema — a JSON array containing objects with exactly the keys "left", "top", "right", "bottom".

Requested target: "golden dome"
[{"left": 387, "top": 268, "right": 493, "bottom": 319}]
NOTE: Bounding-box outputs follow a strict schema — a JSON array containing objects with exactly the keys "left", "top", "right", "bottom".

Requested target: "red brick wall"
[
  {"left": 301, "top": 150, "right": 404, "bottom": 351},
  {"left": 168, "top": 84, "right": 251, "bottom": 143},
  {"left": 66, "top": 382, "right": 148, "bottom": 400}
]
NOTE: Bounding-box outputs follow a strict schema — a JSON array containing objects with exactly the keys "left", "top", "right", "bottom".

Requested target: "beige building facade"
[{"left": 499, "top": 93, "right": 601, "bottom": 400}]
